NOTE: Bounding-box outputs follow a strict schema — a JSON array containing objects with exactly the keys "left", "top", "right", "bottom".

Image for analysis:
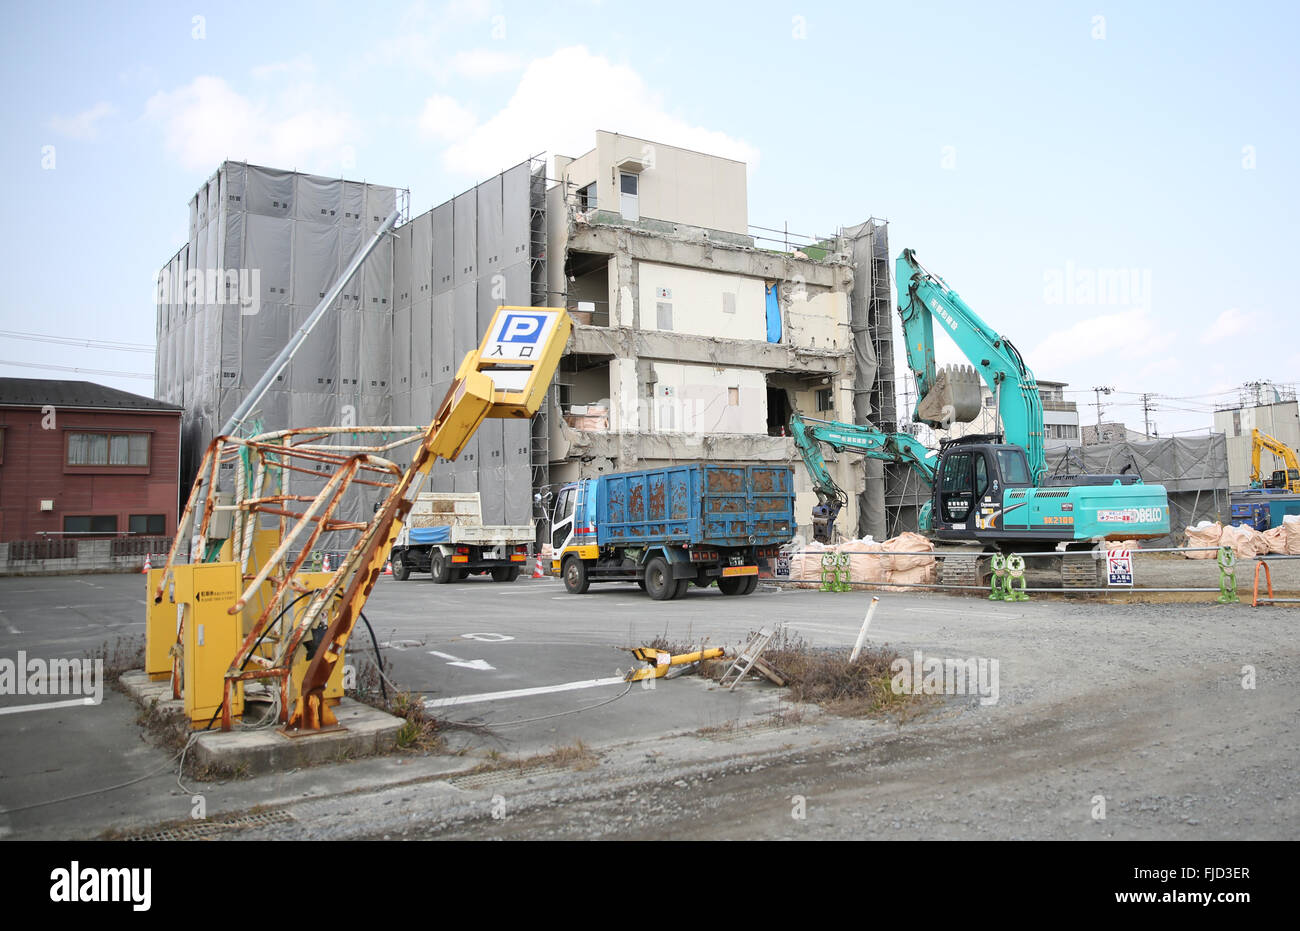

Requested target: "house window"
[
  {"left": 67, "top": 432, "right": 149, "bottom": 466},
  {"left": 64, "top": 515, "right": 118, "bottom": 535},
  {"left": 728, "top": 387, "right": 740, "bottom": 406},
  {"left": 129, "top": 514, "right": 166, "bottom": 535},
  {"left": 578, "top": 182, "right": 597, "bottom": 210},
  {"left": 816, "top": 388, "right": 833, "bottom": 412}
]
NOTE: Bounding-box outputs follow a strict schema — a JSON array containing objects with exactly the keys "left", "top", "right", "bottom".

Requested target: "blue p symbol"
[{"left": 501, "top": 314, "right": 545, "bottom": 342}]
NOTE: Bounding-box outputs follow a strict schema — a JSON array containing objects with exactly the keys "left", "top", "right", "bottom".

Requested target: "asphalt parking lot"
[{"left": 2, "top": 569, "right": 1296, "bottom": 840}]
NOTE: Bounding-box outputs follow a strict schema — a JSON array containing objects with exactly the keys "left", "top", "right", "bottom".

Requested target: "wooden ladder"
[{"left": 719, "top": 628, "right": 778, "bottom": 691}]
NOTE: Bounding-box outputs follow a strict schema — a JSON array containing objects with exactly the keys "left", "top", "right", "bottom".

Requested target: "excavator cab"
[
  {"left": 1269, "top": 468, "right": 1300, "bottom": 490},
  {"left": 931, "top": 438, "right": 1033, "bottom": 537}
]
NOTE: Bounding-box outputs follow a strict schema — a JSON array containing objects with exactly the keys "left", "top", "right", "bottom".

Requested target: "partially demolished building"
[{"left": 155, "top": 133, "right": 894, "bottom": 539}]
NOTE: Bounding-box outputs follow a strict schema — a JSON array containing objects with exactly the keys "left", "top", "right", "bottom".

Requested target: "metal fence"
[
  {"left": 777, "top": 545, "right": 1249, "bottom": 602},
  {"left": 7, "top": 539, "right": 78, "bottom": 561}
]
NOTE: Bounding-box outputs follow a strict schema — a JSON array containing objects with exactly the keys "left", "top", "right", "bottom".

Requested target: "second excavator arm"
[{"left": 790, "top": 411, "right": 937, "bottom": 542}]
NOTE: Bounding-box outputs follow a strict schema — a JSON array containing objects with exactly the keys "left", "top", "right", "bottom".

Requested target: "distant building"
[
  {"left": 0, "top": 379, "right": 182, "bottom": 541},
  {"left": 1211, "top": 389, "right": 1300, "bottom": 489}
]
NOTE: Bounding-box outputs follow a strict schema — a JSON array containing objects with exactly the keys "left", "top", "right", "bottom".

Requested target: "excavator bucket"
[{"left": 916, "top": 364, "right": 983, "bottom": 427}]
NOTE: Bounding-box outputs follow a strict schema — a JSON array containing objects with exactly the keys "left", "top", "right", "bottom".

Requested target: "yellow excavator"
[{"left": 1250, "top": 429, "right": 1300, "bottom": 493}]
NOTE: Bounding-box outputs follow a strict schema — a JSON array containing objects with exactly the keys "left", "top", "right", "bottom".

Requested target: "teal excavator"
[{"left": 792, "top": 248, "right": 1169, "bottom": 550}]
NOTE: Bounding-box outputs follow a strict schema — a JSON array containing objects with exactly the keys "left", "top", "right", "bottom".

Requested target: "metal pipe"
[{"left": 218, "top": 207, "right": 402, "bottom": 438}]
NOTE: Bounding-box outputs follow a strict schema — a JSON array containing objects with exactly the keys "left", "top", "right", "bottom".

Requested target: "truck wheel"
[
  {"left": 563, "top": 557, "right": 590, "bottom": 594},
  {"left": 492, "top": 566, "right": 521, "bottom": 583},
  {"left": 672, "top": 578, "right": 691, "bottom": 599},
  {"left": 452, "top": 569, "right": 469, "bottom": 582},
  {"left": 718, "top": 576, "right": 745, "bottom": 596},
  {"left": 692, "top": 576, "right": 712, "bottom": 588},
  {"left": 644, "top": 557, "right": 675, "bottom": 601},
  {"left": 740, "top": 575, "right": 758, "bottom": 595},
  {"left": 430, "top": 551, "right": 452, "bottom": 584},
  {"left": 391, "top": 552, "right": 411, "bottom": 581}
]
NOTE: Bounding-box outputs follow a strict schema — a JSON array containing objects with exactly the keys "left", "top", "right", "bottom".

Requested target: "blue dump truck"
[{"left": 548, "top": 463, "right": 796, "bottom": 599}]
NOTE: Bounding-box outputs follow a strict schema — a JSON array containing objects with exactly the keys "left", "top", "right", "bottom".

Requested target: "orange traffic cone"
[
  {"left": 532, "top": 557, "right": 545, "bottom": 579},
  {"left": 141, "top": 552, "right": 152, "bottom": 574},
  {"left": 384, "top": 559, "right": 393, "bottom": 575}
]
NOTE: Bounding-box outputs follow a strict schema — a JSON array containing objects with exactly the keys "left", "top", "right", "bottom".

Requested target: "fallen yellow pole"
[{"left": 626, "top": 647, "right": 724, "bottom": 681}]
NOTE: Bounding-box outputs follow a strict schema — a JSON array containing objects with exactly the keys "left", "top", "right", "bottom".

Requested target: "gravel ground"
[{"left": 237, "top": 595, "right": 1299, "bottom": 841}]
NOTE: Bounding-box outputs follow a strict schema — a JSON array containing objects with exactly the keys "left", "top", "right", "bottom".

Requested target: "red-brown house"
[{"left": 0, "top": 378, "right": 182, "bottom": 542}]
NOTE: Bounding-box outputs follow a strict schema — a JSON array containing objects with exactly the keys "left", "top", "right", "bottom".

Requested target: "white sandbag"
[
  {"left": 1262, "top": 525, "right": 1288, "bottom": 555},
  {"left": 1183, "top": 521, "right": 1222, "bottom": 558},
  {"left": 881, "top": 532, "right": 935, "bottom": 571}
]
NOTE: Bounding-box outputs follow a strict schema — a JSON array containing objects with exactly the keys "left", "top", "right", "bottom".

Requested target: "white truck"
[{"left": 391, "top": 492, "right": 532, "bottom": 583}]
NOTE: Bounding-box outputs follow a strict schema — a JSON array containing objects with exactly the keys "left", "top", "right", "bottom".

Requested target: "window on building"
[
  {"left": 728, "top": 387, "right": 740, "bottom": 406},
  {"left": 67, "top": 432, "right": 149, "bottom": 467},
  {"left": 64, "top": 515, "right": 117, "bottom": 535},
  {"left": 816, "top": 388, "right": 833, "bottom": 412},
  {"left": 656, "top": 301, "right": 673, "bottom": 330},
  {"left": 578, "top": 183, "right": 597, "bottom": 210},
  {"left": 129, "top": 514, "right": 166, "bottom": 535}
]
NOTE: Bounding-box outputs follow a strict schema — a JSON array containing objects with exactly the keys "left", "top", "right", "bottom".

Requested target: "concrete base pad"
[{"left": 118, "top": 670, "right": 404, "bottom": 776}]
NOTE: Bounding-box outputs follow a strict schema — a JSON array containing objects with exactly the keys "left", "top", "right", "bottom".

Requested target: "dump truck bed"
[
  {"left": 595, "top": 464, "right": 795, "bottom": 548},
  {"left": 403, "top": 492, "right": 532, "bottom": 546}
]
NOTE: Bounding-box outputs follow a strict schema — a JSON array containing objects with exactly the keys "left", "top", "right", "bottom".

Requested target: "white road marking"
[
  {"left": 424, "top": 676, "right": 627, "bottom": 709},
  {"left": 427, "top": 650, "right": 494, "bottom": 671},
  {"left": 461, "top": 633, "right": 514, "bottom": 642},
  {"left": 0, "top": 697, "right": 97, "bottom": 716}
]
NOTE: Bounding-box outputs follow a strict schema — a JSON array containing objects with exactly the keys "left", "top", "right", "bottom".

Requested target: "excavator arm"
[
  {"left": 896, "top": 248, "right": 1047, "bottom": 483},
  {"left": 1251, "top": 429, "right": 1300, "bottom": 490},
  {"left": 790, "top": 411, "right": 937, "bottom": 542}
]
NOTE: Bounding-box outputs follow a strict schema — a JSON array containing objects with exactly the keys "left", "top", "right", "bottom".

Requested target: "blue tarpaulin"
[
  {"left": 409, "top": 525, "right": 452, "bottom": 544},
  {"left": 765, "top": 282, "right": 781, "bottom": 342}
]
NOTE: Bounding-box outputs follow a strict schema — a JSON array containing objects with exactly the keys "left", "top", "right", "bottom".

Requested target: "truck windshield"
[{"left": 997, "top": 449, "right": 1031, "bottom": 485}]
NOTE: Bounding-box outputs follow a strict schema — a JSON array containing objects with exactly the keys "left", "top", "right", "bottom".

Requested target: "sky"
[{"left": 2, "top": 0, "right": 1296, "bottom": 437}]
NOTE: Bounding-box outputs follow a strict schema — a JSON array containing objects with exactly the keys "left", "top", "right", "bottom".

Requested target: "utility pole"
[
  {"left": 1090, "top": 385, "right": 1113, "bottom": 444},
  {"left": 1139, "top": 392, "right": 1157, "bottom": 438}
]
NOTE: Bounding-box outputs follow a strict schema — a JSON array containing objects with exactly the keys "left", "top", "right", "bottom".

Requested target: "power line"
[
  {"left": 0, "top": 359, "right": 153, "bottom": 380},
  {"left": 0, "top": 329, "right": 154, "bottom": 353}
]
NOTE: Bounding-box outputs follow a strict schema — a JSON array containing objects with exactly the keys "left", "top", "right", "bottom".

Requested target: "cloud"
[
  {"left": 143, "top": 75, "right": 354, "bottom": 174},
  {"left": 48, "top": 102, "right": 117, "bottom": 140},
  {"left": 425, "top": 46, "right": 758, "bottom": 176},
  {"left": 1201, "top": 307, "right": 1256, "bottom": 344},
  {"left": 419, "top": 95, "right": 477, "bottom": 141},
  {"left": 1028, "top": 308, "right": 1166, "bottom": 375}
]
